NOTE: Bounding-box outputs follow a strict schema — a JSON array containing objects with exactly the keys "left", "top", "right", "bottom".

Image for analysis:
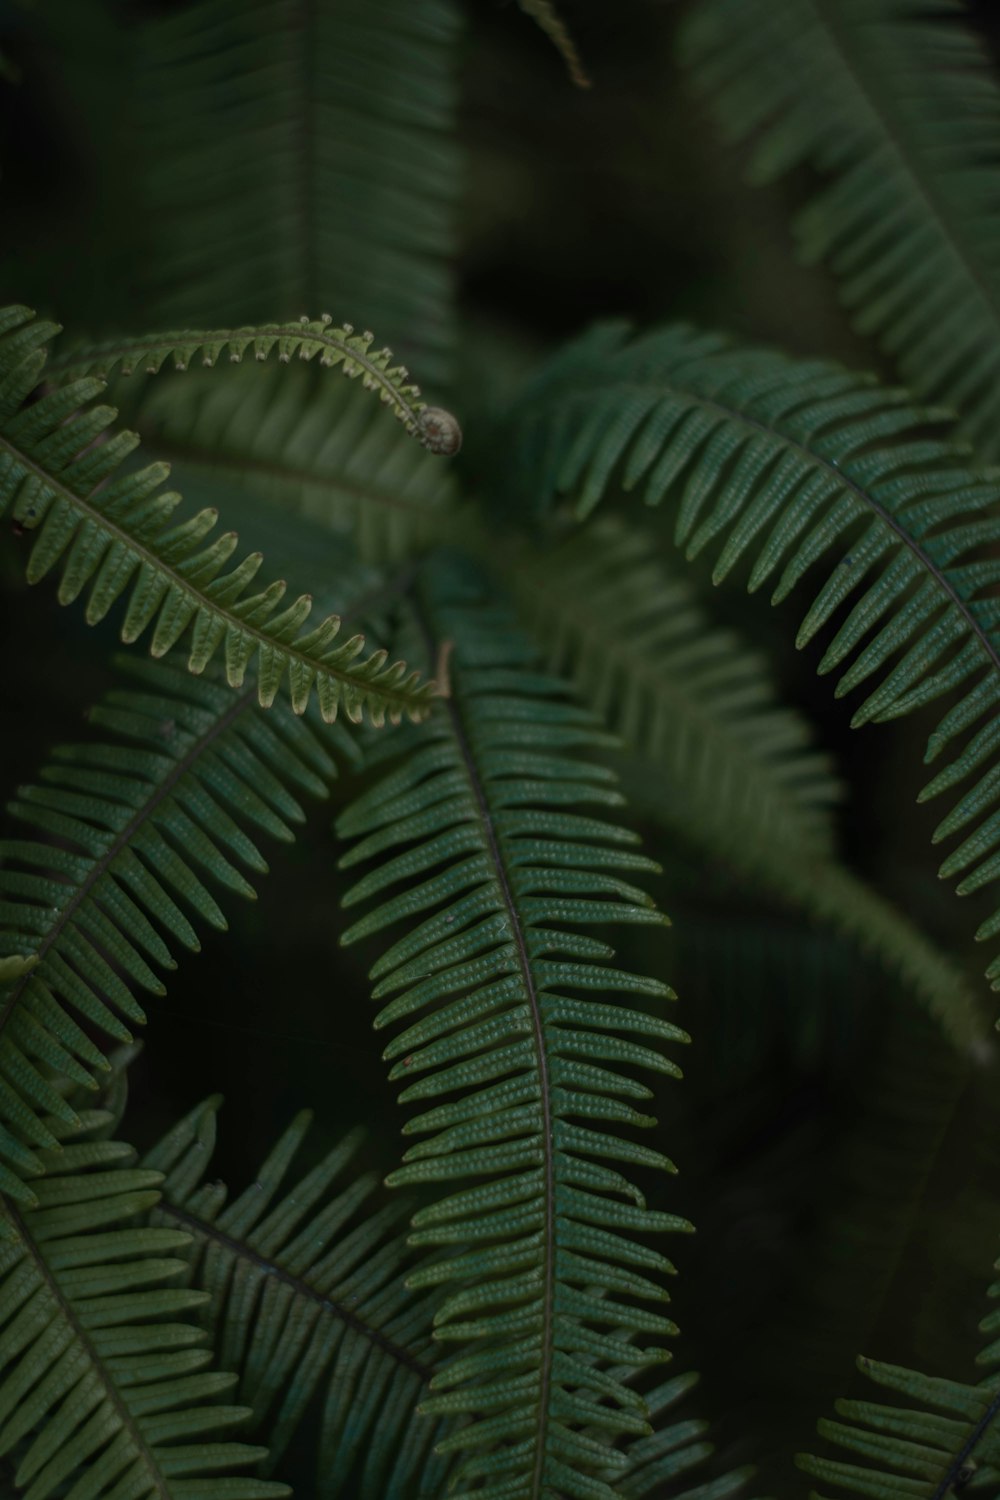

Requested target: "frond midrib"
[
  {"left": 0, "top": 431, "right": 424, "bottom": 712},
  {"left": 0, "top": 681, "right": 257, "bottom": 1043},
  {"left": 812, "top": 0, "right": 1000, "bottom": 332},
  {"left": 158, "top": 1195, "right": 431, "bottom": 1379},
  {"left": 591, "top": 374, "right": 1000, "bottom": 680},
  {"left": 4, "top": 1196, "right": 173, "bottom": 1498},
  {"left": 412, "top": 594, "right": 556, "bottom": 1498}
]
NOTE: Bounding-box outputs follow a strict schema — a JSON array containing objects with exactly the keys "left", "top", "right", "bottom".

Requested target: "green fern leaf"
[
  {"left": 337, "top": 555, "right": 690, "bottom": 1499},
  {"left": 503, "top": 322, "right": 1000, "bottom": 1007},
  {"left": 613, "top": 1373, "right": 754, "bottom": 1499},
  {"left": 132, "top": 0, "right": 462, "bottom": 384},
  {"left": 0, "top": 1107, "right": 289, "bottom": 1498},
  {"left": 44, "top": 317, "right": 462, "bottom": 454},
  {"left": 0, "top": 650, "right": 353, "bottom": 1203},
  {"left": 506, "top": 515, "right": 985, "bottom": 1043},
  {"left": 144, "top": 1099, "right": 455, "bottom": 1499},
  {"left": 132, "top": 362, "right": 459, "bottom": 563},
  {"left": 0, "top": 306, "right": 435, "bottom": 726},
  {"left": 680, "top": 0, "right": 1000, "bottom": 460}
]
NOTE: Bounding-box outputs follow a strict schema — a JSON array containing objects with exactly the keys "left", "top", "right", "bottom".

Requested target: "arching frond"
[
  {"left": 337, "top": 555, "right": 689, "bottom": 1499},
  {"left": 0, "top": 650, "right": 353, "bottom": 1203},
  {"left": 507, "top": 518, "right": 984, "bottom": 1040},
  {"left": 0, "top": 305, "right": 434, "bottom": 725},
  {"left": 516, "top": 2, "right": 591, "bottom": 89},
  {"left": 45, "top": 318, "right": 462, "bottom": 454},
  {"left": 133, "top": 0, "right": 462, "bottom": 385},
  {"left": 0, "top": 1107, "right": 289, "bottom": 1499},
  {"left": 680, "top": 0, "right": 1000, "bottom": 460},
  {"left": 144, "top": 1100, "right": 454, "bottom": 1499},
  {"left": 134, "top": 362, "right": 459, "bottom": 563},
  {"left": 797, "top": 1352, "right": 1000, "bottom": 1499},
  {"left": 503, "top": 323, "right": 1000, "bottom": 1008}
]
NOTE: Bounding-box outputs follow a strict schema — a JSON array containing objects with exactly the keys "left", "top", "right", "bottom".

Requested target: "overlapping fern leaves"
[
  {"left": 0, "top": 306, "right": 435, "bottom": 725},
  {"left": 133, "top": 0, "right": 462, "bottom": 384},
  {"left": 0, "top": 652, "right": 352, "bottom": 1202},
  {"left": 336, "top": 557, "right": 689, "bottom": 1498},
  {"left": 505, "top": 516, "right": 985, "bottom": 1042},
  {"left": 133, "top": 364, "right": 458, "bottom": 563},
  {"left": 0, "top": 1105, "right": 288, "bottom": 1499},
  {"left": 144, "top": 1100, "right": 454, "bottom": 1499},
  {"left": 681, "top": 0, "right": 1000, "bottom": 460},
  {"left": 502, "top": 323, "right": 1000, "bottom": 1010}
]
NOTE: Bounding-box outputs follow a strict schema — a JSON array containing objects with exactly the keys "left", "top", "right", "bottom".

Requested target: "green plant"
[{"left": 1, "top": 0, "right": 1000, "bottom": 1496}]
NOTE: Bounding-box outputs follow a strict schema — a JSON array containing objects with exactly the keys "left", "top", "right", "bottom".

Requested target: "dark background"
[{"left": 2, "top": 1, "right": 1000, "bottom": 1490}]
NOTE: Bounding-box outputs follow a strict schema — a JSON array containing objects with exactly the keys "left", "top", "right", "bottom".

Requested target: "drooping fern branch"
[
  {"left": 0, "top": 1105, "right": 289, "bottom": 1498},
  {"left": 132, "top": 0, "right": 462, "bottom": 384},
  {"left": 336, "top": 554, "right": 689, "bottom": 1498},
  {"left": 44, "top": 318, "right": 463, "bottom": 454},
  {"left": 502, "top": 322, "right": 1000, "bottom": 1011},
  {"left": 0, "top": 651, "right": 354, "bottom": 1203},
  {"left": 0, "top": 306, "right": 435, "bottom": 725},
  {"left": 680, "top": 0, "right": 1000, "bottom": 460},
  {"left": 144, "top": 1100, "right": 455, "bottom": 1499},
  {"left": 505, "top": 516, "right": 986, "bottom": 1043},
  {"left": 133, "top": 363, "right": 459, "bottom": 564}
]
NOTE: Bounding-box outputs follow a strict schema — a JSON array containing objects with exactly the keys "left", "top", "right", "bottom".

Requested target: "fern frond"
[
  {"left": 0, "top": 650, "right": 353, "bottom": 1202},
  {"left": 134, "top": 362, "right": 459, "bottom": 563},
  {"left": 507, "top": 518, "right": 985, "bottom": 1037},
  {"left": 680, "top": 0, "right": 1000, "bottom": 459},
  {"left": 0, "top": 1107, "right": 289, "bottom": 1498},
  {"left": 337, "top": 555, "right": 690, "bottom": 1498},
  {"left": 517, "top": 2, "right": 591, "bottom": 89},
  {"left": 0, "top": 305, "right": 434, "bottom": 725},
  {"left": 504, "top": 322, "right": 1000, "bottom": 1008},
  {"left": 144, "top": 1099, "right": 454, "bottom": 1499},
  {"left": 133, "top": 0, "right": 462, "bottom": 384},
  {"left": 45, "top": 318, "right": 463, "bottom": 453},
  {"left": 797, "top": 1354, "right": 1000, "bottom": 1499}
]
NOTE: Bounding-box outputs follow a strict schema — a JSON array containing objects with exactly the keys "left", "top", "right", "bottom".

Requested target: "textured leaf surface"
[
  {"left": 0, "top": 305, "right": 434, "bottom": 726},
  {"left": 133, "top": 0, "right": 462, "bottom": 384},
  {"left": 681, "top": 0, "right": 1000, "bottom": 460},
  {"left": 144, "top": 1102, "right": 453, "bottom": 1500},
  {"left": 0, "top": 652, "right": 352, "bottom": 1203},
  {"left": 0, "top": 1109, "right": 288, "bottom": 1499},
  {"left": 337, "top": 556, "right": 689, "bottom": 1499},
  {"left": 504, "top": 323, "right": 1000, "bottom": 1008}
]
